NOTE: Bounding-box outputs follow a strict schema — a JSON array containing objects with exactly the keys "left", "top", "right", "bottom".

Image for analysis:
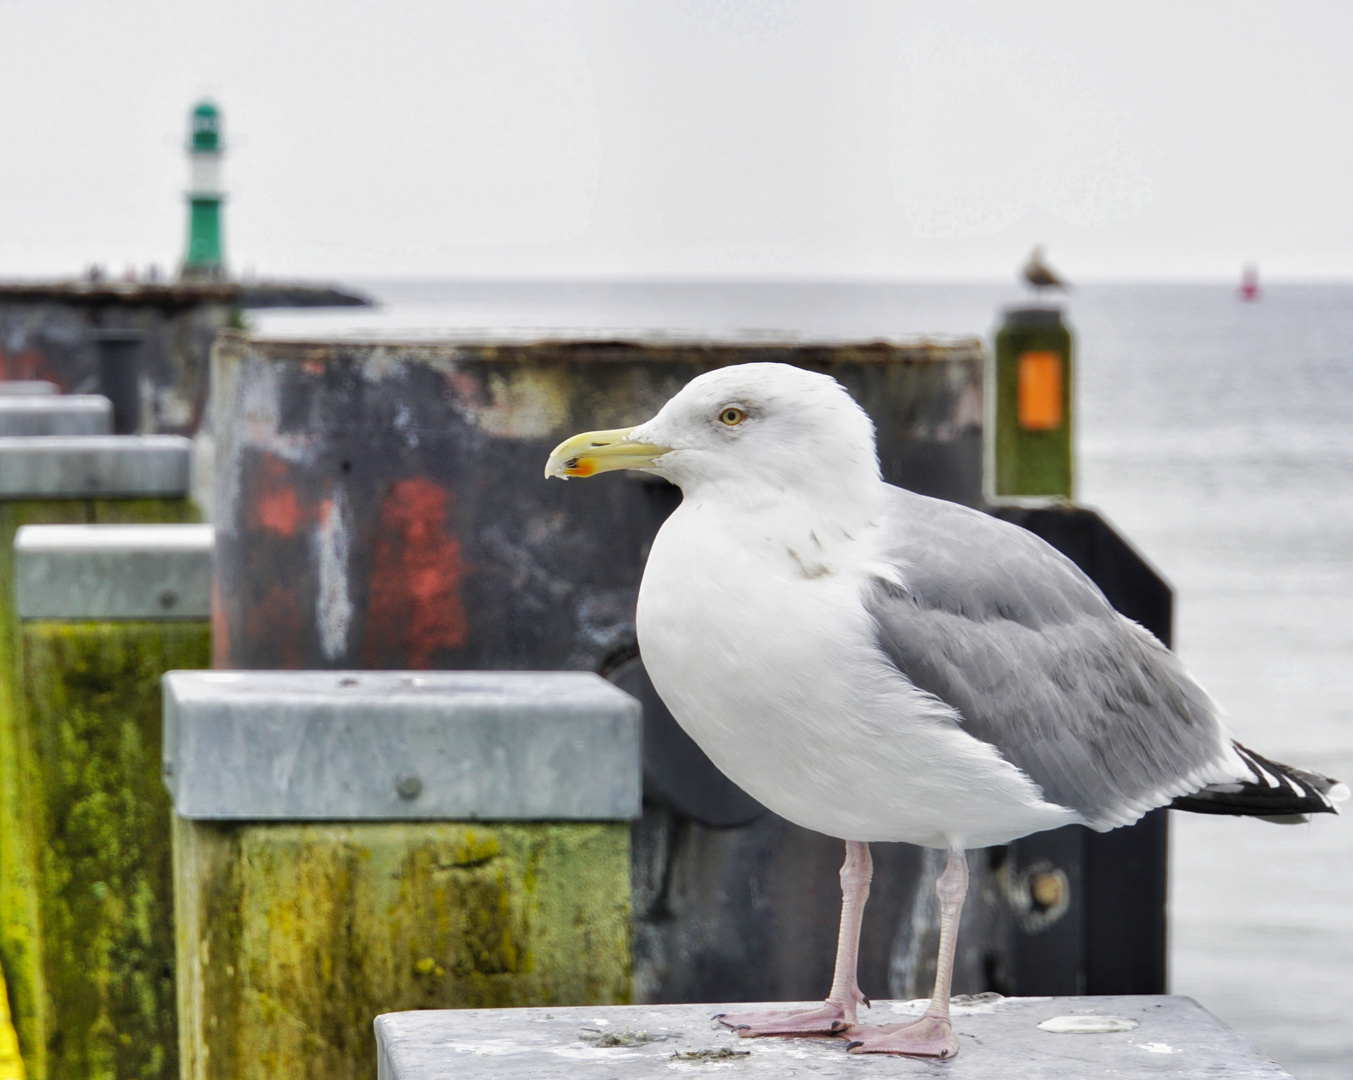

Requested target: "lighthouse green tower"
[{"left": 182, "top": 100, "right": 225, "bottom": 279}]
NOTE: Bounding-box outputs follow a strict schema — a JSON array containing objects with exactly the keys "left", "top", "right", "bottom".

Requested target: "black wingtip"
[{"left": 1172, "top": 744, "right": 1343, "bottom": 819}]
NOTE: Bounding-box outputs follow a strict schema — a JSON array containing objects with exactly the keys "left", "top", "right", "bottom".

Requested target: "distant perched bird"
[
  {"left": 546, "top": 363, "right": 1345, "bottom": 1060},
  {"left": 1022, "top": 245, "right": 1069, "bottom": 293}
]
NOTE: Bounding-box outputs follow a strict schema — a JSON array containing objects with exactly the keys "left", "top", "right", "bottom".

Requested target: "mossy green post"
[
  {"left": 0, "top": 498, "right": 198, "bottom": 1080},
  {"left": 992, "top": 307, "right": 1075, "bottom": 498},
  {"left": 0, "top": 956, "right": 22, "bottom": 1080},
  {"left": 174, "top": 820, "right": 631, "bottom": 1080}
]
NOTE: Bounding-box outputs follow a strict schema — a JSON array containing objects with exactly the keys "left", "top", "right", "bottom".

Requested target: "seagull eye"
[{"left": 719, "top": 407, "right": 747, "bottom": 426}]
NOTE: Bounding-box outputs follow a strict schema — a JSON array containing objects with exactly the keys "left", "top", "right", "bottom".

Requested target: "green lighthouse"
[{"left": 182, "top": 100, "right": 225, "bottom": 279}]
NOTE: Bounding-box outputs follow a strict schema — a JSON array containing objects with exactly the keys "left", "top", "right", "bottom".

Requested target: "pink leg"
[
  {"left": 717, "top": 840, "right": 872, "bottom": 1037},
  {"left": 846, "top": 845, "right": 967, "bottom": 1059}
]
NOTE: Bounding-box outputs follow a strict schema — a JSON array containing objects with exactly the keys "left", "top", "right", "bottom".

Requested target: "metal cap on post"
[
  {"left": 162, "top": 671, "right": 642, "bottom": 822},
  {"left": 0, "top": 381, "right": 59, "bottom": 396},
  {"left": 15, "top": 524, "right": 213, "bottom": 620},
  {"left": 0, "top": 435, "right": 191, "bottom": 498},
  {"left": 0, "top": 395, "right": 113, "bottom": 437},
  {"left": 991, "top": 307, "right": 1074, "bottom": 499}
]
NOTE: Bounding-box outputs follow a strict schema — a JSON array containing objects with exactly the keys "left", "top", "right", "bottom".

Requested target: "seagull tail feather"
[{"left": 1169, "top": 743, "right": 1345, "bottom": 823}]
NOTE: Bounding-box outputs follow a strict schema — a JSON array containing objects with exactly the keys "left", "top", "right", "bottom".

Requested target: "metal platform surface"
[{"left": 375, "top": 996, "right": 1293, "bottom": 1079}]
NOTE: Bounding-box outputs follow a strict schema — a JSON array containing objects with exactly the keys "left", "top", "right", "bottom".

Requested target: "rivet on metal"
[{"left": 396, "top": 772, "right": 423, "bottom": 799}]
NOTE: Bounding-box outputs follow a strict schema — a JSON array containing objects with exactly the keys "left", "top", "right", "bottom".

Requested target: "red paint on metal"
[
  {"left": 364, "top": 477, "right": 468, "bottom": 668},
  {"left": 211, "top": 578, "right": 229, "bottom": 668},
  {"left": 0, "top": 347, "right": 57, "bottom": 384},
  {"left": 251, "top": 455, "right": 304, "bottom": 537},
  {"left": 246, "top": 583, "right": 305, "bottom": 669}
]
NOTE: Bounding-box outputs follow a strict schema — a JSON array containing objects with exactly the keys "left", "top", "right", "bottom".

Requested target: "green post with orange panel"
[{"left": 992, "top": 307, "right": 1075, "bottom": 498}]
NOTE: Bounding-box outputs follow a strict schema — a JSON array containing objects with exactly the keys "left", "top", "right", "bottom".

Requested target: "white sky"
[{"left": 2, "top": 0, "right": 1352, "bottom": 280}]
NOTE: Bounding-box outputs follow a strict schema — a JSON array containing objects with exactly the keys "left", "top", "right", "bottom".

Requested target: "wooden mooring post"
[
  {"left": 0, "top": 437, "right": 196, "bottom": 1080},
  {"left": 164, "top": 670, "right": 639, "bottom": 1080}
]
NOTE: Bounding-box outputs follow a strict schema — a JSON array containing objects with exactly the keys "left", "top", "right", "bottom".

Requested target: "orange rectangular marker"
[{"left": 1018, "top": 351, "right": 1063, "bottom": 430}]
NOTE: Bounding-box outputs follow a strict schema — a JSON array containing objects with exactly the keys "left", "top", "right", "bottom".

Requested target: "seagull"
[
  {"left": 545, "top": 362, "right": 1345, "bottom": 1059},
  {"left": 1022, "top": 245, "right": 1068, "bottom": 294}
]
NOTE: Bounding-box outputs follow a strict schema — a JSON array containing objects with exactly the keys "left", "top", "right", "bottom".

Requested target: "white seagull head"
[{"left": 545, "top": 362, "right": 882, "bottom": 504}]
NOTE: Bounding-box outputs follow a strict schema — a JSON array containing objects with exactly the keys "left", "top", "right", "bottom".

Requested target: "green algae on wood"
[
  {"left": 0, "top": 956, "right": 23, "bottom": 1080},
  {"left": 18, "top": 622, "right": 209, "bottom": 1080},
  {"left": 174, "top": 820, "right": 631, "bottom": 1080},
  {"left": 0, "top": 494, "right": 198, "bottom": 1080}
]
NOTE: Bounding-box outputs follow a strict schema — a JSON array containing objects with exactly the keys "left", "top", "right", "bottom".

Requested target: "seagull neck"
[{"left": 684, "top": 475, "right": 888, "bottom": 542}]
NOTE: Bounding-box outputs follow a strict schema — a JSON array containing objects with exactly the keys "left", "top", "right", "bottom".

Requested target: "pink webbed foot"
[
  {"left": 845, "top": 1013, "right": 959, "bottom": 1059},
  {"left": 715, "top": 996, "right": 865, "bottom": 1037}
]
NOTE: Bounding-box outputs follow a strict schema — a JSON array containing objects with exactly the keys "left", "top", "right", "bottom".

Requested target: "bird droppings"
[
  {"left": 889, "top": 992, "right": 1019, "bottom": 1018},
  {"left": 578, "top": 1026, "right": 673, "bottom": 1047},
  {"left": 1138, "top": 1041, "right": 1179, "bottom": 1053},
  {"left": 1037, "top": 1014, "right": 1140, "bottom": 1034},
  {"left": 672, "top": 1047, "right": 751, "bottom": 1061}
]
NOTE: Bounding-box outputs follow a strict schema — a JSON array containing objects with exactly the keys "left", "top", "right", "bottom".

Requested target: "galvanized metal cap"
[
  {"left": 162, "top": 670, "right": 642, "bottom": 822},
  {"left": 0, "top": 395, "right": 112, "bottom": 436},
  {"left": 0, "top": 435, "right": 192, "bottom": 497},
  {"left": 15, "top": 523, "right": 213, "bottom": 620},
  {"left": 0, "top": 381, "right": 59, "bottom": 396}
]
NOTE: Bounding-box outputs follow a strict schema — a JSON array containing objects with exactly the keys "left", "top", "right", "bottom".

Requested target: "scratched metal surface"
[{"left": 375, "top": 996, "right": 1294, "bottom": 1080}]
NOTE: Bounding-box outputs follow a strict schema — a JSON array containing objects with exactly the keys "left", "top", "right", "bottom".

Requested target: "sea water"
[{"left": 257, "top": 280, "right": 1353, "bottom": 1079}]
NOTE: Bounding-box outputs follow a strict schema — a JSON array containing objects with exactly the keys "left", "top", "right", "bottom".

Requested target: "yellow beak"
[{"left": 544, "top": 426, "right": 670, "bottom": 479}]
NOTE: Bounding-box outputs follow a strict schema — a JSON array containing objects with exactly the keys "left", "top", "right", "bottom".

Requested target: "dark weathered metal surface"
[
  {"left": 0, "top": 281, "right": 368, "bottom": 435},
  {"left": 211, "top": 334, "right": 984, "bottom": 674},
  {"left": 991, "top": 504, "right": 1172, "bottom": 996},
  {"left": 0, "top": 293, "right": 232, "bottom": 434}
]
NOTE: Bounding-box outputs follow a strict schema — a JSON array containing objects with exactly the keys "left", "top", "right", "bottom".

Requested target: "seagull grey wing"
[{"left": 865, "top": 488, "right": 1238, "bottom": 829}]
